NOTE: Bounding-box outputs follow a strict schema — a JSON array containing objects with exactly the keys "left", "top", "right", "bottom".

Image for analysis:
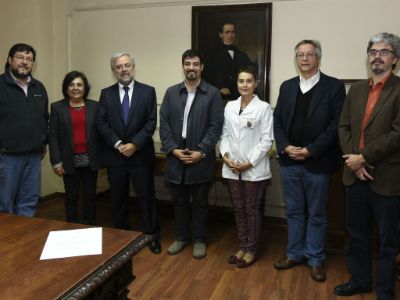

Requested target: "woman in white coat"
[{"left": 220, "top": 67, "right": 274, "bottom": 268}]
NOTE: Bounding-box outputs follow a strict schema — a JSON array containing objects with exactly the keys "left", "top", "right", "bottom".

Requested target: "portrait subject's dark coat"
[{"left": 203, "top": 42, "right": 256, "bottom": 100}]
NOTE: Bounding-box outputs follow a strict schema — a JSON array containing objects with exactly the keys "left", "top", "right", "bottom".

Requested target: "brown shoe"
[
  {"left": 274, "top": 258, "right": 304, "bottom": 270},
  {"left": 310, "top": 265, "right": 326, "bottom": 282}
]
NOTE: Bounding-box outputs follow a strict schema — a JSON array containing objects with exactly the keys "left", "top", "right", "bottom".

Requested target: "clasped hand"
[
  {"left": 285, "top": 145, "right": 310, "bottom": 161},
  {"left": 342, "top": 154, "right": 374, "bottom": 181},
  {"left": 117, "top": 143, "right": 136, "bottom": 158},
  {"left": 173, "top": 148, "right": 203, "bottom": 164},
  {"left": 223, "top": 155, "right": 252, "bottom": 174}
]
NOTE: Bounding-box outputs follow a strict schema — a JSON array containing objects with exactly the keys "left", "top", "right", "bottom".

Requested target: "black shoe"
[
  {"left": 334, "top": 282, "right": 371, "bottom": 296},
  {"left": 148, "top": 240, "right": 162, "bottom": 254}
]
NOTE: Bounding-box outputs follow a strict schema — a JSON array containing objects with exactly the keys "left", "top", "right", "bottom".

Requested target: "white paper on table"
[{"left": 40, "top": 227, "right": 102, "bottom": 260}]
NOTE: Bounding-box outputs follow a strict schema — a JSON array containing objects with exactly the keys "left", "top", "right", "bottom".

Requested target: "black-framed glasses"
[{"left": 367, "top": 49, "right": 395, "bottom": 57}]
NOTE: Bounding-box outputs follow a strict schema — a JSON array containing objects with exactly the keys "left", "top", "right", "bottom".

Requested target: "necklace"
[
  {"left": 240, "top": 95, "right": 253, "bottom": 110},
  {"left": 69, "top": 99, "right": 84, "bottom": 109},
  {"left": 70, "top": 102, "right": 85, "bottom": 111}
]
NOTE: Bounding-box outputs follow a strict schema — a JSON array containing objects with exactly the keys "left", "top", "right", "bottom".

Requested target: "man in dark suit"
[
  {"left": 96, "top": 52, "right": 161, "bottom": 254},
  {"left": 273, "top": 40, "right": 345, "bottom": 282},
  {"left": 203, "top": 21, "right": 256, "bottom": 102},
  {"left": 335, "top": 32, "right": 400, "bottom": 300}
]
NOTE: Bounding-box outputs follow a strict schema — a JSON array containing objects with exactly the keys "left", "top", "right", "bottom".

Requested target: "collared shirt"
[
  {"left": 359, "top": 72, "right": 392, "bottom": 149},
  {"left": 182, "top": 80, "right": 200, "bottom": 139},
  {"left": 299, "top": 71, "right": 320, "bottom": 94},
  {"left": 114, "top": 80, "right": 135, "bottom": 148},
  {"left": 9, "top": 71, "right": 31, "bottom": 96},
  {"left": 118, "top": 80, "right": 134, "bottom": 105}
]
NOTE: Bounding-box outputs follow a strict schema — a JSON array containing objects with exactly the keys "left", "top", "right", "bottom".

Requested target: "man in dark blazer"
[
  {"left": 273, "top": 40, "right": 345, "bottom": 282},
  {"left": 335, "top": 32, "right": 400, "bottom": 300},
  {"left": 160, "top": 49, "right": 223, "bottom": 259},
  {"left": 96, "top": 52, "right": 161, "bottom": 254}
]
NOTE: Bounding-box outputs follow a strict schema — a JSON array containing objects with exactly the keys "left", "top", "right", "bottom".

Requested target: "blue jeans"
[
  {"left": 0, "top": 153, "right": 41, "bottom": 216},
  {"left": 280, "top": 164, "right": 330, "bottom": 266}
]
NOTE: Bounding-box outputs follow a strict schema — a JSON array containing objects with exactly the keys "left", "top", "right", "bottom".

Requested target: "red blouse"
[{"left": 69, "top": 106, "right": 88, "bottom": 153}]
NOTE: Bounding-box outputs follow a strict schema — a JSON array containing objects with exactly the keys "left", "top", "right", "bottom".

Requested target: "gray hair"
[
  {"left": 294, "top": 39, "right": 322, "bottom": 59},
  {"left": 367, "top": 32, "right": 400, "bottom": 58},
  {"left": 110, "top": 52, "right": 135, "bottom": 69}
]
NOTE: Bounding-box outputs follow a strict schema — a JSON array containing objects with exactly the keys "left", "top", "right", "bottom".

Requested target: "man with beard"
[
  {"left": 96, "top": 52, "right": 161, "bottom": 254},
  {"left": 0, "top": 43, "right": 49, "bottom": 217},
  {"left": 203, "top": 21, "right": 256, "bottom": 102},
  {"left": 335, "top": 32, "right": 400, "bottom": 300},
  {"left": 160, "top": 49, "right": 223, "bottom": 259}
]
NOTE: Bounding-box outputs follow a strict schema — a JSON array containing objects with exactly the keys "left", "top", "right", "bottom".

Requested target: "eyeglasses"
[
  {"left": 114, "top": 63, "right": 133, "bottom": 71},
  {"left": 296, "top": 53, "right": 317, "bottom": 59},
  {"left": 13, "top": 55, "right": 33, "bottom": 63},
  {"left": 367, "top": 49, "right": 395, "bottom": 57}
]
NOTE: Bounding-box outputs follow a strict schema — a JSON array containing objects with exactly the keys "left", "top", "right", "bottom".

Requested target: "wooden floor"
[{"left": 36, "top": 194, "right": 400, "bottom": 300}]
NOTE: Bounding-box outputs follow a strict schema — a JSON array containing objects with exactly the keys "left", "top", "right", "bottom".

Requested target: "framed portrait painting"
[{"left": 192, "top": 3, "right": 272, "bottom": 103}]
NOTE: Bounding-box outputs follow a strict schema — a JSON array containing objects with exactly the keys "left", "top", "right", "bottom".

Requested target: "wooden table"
[{"left": 0, "top": 213, "right": 149, "bottom": 300}]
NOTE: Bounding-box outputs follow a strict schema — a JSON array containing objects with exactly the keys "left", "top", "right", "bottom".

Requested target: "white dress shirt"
[
  {"left": 118, "top": 80, "right": 134, "bottom": 105},
  {"left": 299, "top": 71, "right": 320, "bottom": 94}
]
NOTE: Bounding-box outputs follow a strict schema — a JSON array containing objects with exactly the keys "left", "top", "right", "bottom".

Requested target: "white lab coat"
[{"left": 220, "top": 95, "right": 274, "bottom": 181}]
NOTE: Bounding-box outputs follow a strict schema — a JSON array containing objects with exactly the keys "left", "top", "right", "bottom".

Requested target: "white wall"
[
  {"left": 270, "top": 0, "right": 400, "bottom": 103},
  {"left": 68, "top": 0, "right": 400, "bottom": 107},
  {"left": 1, "top": 0, "right": 399, "bottom": 214}
]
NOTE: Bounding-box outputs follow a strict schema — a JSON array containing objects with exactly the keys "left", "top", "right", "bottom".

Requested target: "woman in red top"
[{"left": 49, "top": 71, "right": 102, "bottom": 224}]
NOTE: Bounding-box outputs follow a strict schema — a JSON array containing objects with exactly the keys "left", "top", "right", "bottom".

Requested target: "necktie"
[{"left": 122, "top": 86, "right": 130, "bottom": 125}]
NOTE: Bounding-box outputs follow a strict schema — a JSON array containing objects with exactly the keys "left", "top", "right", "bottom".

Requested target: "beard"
[
  {"left": 10, "top": 66, "right": 30, "bottom": 80},
  {"left": 117, "top": 73, "right": 133, "bottom": 85},
  {"left": 371, "top": 59, "right": 385, "bottom": 75},
  {"left": 185, "top": 70, "right": 198, "bottom": 81},
  {"left": 372, "top": 67, "right": 384, "bottom": 75}
]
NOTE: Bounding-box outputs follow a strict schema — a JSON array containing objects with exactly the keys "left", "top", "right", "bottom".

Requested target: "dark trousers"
[
  {"left": 169, "top": 182, "right": 210, "bottom": 243},
  {"left": 346, "top": 180, "right": 400, "bottom": 300},
  {"left": 227, "top": 179, "right": 267, "bottom": 255},
  {"left": 107, "top": 165, "right": 160, "bottom": 239},
  {"left": 63, "top": 167, "right": 98, "bottom": 225}
]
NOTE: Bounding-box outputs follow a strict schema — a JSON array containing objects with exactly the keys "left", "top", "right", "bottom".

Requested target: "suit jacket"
[
  {"left": 273, "top": 72, "right": 346, "bottom": 173},
  {"left": 95, "top": 81, "right": 157, "bottom": 167},
  {"left": 203, "top": 43, "right": 256, "bottom": 100},
  {"left": 49, "top": 99, "right": 102, "bottom": 174},
  {"left": 339, "top": 74, "right": 400, "bottom": 196}
]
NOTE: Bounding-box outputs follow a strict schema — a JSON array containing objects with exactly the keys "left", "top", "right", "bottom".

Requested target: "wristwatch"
[{"left": 199, "top": 150, "right": 206, "bottom": 159}]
